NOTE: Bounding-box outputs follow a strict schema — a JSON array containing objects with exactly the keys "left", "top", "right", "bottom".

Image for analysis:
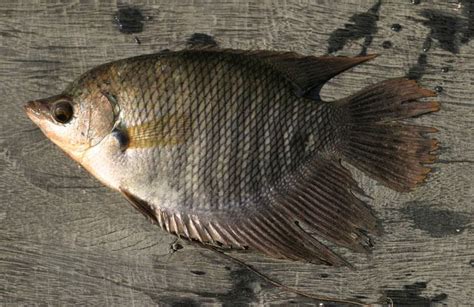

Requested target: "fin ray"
[
  {"left": 126, "top": 113, "right": 190, "bottom": 148},
  {"left": 336, "top": 78, "right": 439, "bottom": 191}
]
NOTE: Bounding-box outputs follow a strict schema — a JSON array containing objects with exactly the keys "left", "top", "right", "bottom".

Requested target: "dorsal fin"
[
  {"left": 247, "top": 51, "right": 378, "bottom": 99},
  {"left": 181, "top": 48, "right": 378, "bottom": 100}
]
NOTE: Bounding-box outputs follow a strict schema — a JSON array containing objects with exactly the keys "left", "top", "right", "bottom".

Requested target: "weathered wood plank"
[{"left": 1, "top": 0, "right": 473, "bottom": 305}]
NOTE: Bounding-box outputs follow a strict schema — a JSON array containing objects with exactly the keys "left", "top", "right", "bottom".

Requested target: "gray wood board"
[{"left": 1, "top": 0, "right": 473, "bottom": 306}]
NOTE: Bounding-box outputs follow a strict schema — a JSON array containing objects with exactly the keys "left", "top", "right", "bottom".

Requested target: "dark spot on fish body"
[
  {"left": 114, "top": 7, "right": 145, "bottom": 34},
  {"left": 190, "top": 270, "right": 206, "bottom": 275},
  {"left": 320, "top": 273, "right": 329, "bottom": 278},
  {"left": 111, "top": 128, "right": 130, "bottom": 151},
  {"left": 400, "top": 202, "right": 471, "bottom": 237},
  {"left": 382, "top": 40, "right": 393, "bottom": 49},
  {"left": 441, "top": 66, "right": 450, "bottom": 73},
  {"left": 411, "top": 0, "right": 421, "bottom": 4},
  {"left": 326, "top": 0, "right": 381, "bottom": 55},
  {"left": 434, "top": 85, "right": 443, "bottom": 93},
  {"left": 391, "top": 23, "right": 402, "bottom": 32},
  {"left": 186, "top": 33, "right": 218, "bottom": 49},
  {"left": 470, "top": 259, "right": 474, "bottom": 267},
  {"left": 134, "top": 36, "right": 141, "bottom": 45}
]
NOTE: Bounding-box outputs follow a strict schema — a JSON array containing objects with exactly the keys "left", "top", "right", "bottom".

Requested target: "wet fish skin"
[{"left": 25, "top": 48, "right": 439, "bottom": 266}]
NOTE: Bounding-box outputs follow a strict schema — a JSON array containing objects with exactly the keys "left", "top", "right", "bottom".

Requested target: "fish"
[{"left": 24, "top": 48, "right": 439, "bottom": 266}]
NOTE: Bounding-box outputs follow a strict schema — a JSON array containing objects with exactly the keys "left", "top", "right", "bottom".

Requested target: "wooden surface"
[{"left": 1, "top": 0, "right": 473, "bottom": 306}]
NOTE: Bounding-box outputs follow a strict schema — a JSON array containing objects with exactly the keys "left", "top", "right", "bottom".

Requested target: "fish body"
[{"left": 25, "top": 48, "right": 439, "bottom": 266}]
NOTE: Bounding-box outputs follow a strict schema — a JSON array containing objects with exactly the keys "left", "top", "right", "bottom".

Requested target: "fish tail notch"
[{"left": 336, "top": 78, "right": 440, "bottom": 192}]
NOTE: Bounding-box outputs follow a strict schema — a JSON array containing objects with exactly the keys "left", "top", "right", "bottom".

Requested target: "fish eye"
[{"left": 52, "top": 100, "right": 74, "bottom": 124}]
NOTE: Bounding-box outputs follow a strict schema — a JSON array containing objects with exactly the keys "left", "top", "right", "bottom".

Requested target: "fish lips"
[
  {"left": 24, "top": 100, "right": 50, "bottom": 124},
  {"left": 24, "top": 95, "right": 67, "bottom": 124}
]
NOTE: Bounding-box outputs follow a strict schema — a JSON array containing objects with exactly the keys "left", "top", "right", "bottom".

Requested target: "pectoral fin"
[{"left": 125, "top": 113, "right": 191, "bottom": 149}]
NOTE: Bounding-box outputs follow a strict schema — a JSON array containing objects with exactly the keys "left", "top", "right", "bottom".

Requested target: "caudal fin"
[{"left": 336, "top": 78, "right": 440, "bottom": 192}]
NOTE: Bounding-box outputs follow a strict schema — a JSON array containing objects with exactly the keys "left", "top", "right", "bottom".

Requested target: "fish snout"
[{"left": 24, "top": 100, "right": 50, "bottom": 123}]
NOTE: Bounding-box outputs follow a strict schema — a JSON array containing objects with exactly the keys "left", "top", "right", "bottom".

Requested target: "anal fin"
[{"left": 270, "top": 157, "right": 381, "bottom": 255}]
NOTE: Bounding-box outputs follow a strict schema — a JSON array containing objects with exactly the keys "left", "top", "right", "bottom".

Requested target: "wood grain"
[{"left": 1, "top": 0, "right": 473, "bottom": 305}]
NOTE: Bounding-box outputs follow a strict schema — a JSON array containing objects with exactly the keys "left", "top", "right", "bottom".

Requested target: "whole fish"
[{"left": 25, "top": 48, "right": 439, "bottom": 266}]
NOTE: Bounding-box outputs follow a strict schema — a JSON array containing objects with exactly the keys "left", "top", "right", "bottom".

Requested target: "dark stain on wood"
[
  {"left": 400, "top": 202, "right": 471, "bottom": 238},
  {"left": 384, "top": 282, "right": 448, "bottom": 307},
  {"left": 186, "top": 33, "right": 218, "bottom": 48},
  {"left": 219, "top": 268, "right": 262, "bottom": 306},
  {"left": 382, "top": 40, "right": 392, "bottom": 49},
  {"left": 407, "top": 5, "right": 473, "bottom": 80},
  {"left": 461, "top": 0, "right": 474, "bottom": 43},
  {"left": 327, "top": 0, "right": 381, "bottom": 55},
  {"left": 420, "top": 9, "right": 463, "bottom": 54},
  {"left": 160, "top": 297, "right": 200, "bottom": 307},
  {"left": 114, "top": 7, "right": 145, "bottom": 34}
]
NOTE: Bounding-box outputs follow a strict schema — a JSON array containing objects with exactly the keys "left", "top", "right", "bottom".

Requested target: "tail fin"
[{"left": 336, "top": 78, "right": 440, "bottom": 192}]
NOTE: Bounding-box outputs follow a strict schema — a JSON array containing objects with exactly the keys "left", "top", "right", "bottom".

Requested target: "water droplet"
[
  {"left": 382, "top": 41, "right": 393, "bottom": 49},
  {"left": 171, "top": 242, "right": 183, "bottom": 251},
  {"left": 134, "top": 36, "right": 141, "bottom": 45},
  {"left": 469, "top": 259, "right": 474, "bottom": 267},
  {"left": 411, "top": 0, "right": 421, "bottom": 4},
  {"left": 441, "top": 67, "right": 449, "bottom": 73},
  {"left": 114, "top": 7, "right": 145, "bottom": 34},
  {"left": 435, "top": 86, "right": 443, "bottom": 93},
  {"left": 391, "top": 23, "right": 402, "bottom": 32},
  {"left": 455, "top": 228, "right": 461, "bottom": 233}
]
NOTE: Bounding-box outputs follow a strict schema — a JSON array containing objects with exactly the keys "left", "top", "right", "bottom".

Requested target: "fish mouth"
[{"left": 24, "top": 100, "right": 50, "bottom": 124}]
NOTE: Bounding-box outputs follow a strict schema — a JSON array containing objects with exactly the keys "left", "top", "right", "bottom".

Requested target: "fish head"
[{"left": 24, "top": 87, "right": 116, "bottom": 163}]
